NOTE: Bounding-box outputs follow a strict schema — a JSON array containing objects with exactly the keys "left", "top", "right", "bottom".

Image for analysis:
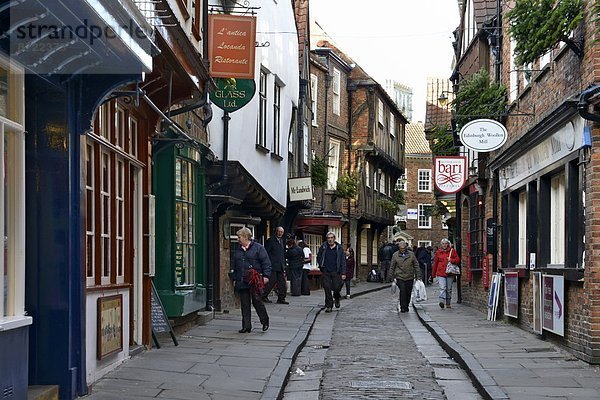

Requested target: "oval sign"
[
  {"left": 459, "top": 119, "right": 507, "bottom": 152},
  {"left": 210, "top": 78, "right": 256, "bottom": 113}
]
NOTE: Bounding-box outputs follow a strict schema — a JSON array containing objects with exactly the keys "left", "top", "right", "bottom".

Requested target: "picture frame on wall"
[{"left": 97, "top": 294, "right": 123, "bottom": 360}]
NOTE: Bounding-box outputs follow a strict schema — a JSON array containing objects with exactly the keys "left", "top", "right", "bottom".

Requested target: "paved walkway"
[
  {"left": 86, "top": 280, "right": 600, "bottom": 400},
  {"left": 84, "top": 281, "right": 387, "bottom": 400},
  {"left": 414, "top": 283, "right": 600, "bottom": 400}
]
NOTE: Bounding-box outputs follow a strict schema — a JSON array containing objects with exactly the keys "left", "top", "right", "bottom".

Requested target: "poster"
[
  {"left": 504, "top": 272, "right": 519, "bottom": 318},
  {"left": 97, "top": 295, "right": 123, "bottom": 359},
  {"left": 542, "top": 275, "right": 564, "bottom": 336}
]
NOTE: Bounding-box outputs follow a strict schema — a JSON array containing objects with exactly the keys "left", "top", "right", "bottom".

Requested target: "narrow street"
[{"left": 284, "top": 289, "right": 481, "bottom": 399}]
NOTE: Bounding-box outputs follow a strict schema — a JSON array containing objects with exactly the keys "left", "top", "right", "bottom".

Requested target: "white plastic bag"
[
  {"left": 390, "top": 279, "right": 397, "bottom": 295},
  {"left": 414, "top": 279, "right": 427, "bottom": 302}
]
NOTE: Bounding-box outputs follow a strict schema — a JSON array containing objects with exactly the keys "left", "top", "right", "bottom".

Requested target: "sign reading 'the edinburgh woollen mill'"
[{"left": 459, "top": 119, "right": 508, "bottom": 152}]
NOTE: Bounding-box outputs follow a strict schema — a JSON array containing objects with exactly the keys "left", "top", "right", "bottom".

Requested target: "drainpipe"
[
  {"left": 322, "top": 55, "right": 331, "bottom": 211},
  {"left": 493, "top": 169, "right": 499, "bottom": 272},
  {"left": 578, "top": 85, "right": 600, "bottom": 122}
]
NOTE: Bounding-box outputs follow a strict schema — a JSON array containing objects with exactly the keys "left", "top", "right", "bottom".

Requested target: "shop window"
[
  {"left": 327, "top": 139, "right": 340, "bottom": 190},
  {"left": 418, "top": 169, "right": 431, "bottom": 192},
  {"left": 371, "top": 235, "right": 378, "bottom": 264},
  {"left": 418, "top": 203, "right": 432, "bottom": 229},
  {"left": 257, "top": 69, "right": 268, "bottom": 148},
  {"left": 175, "top": 158, "right": 197, "bottom": 287},
  {"left": 469, "top": 192, "right": 484, "bottom": 270},
  {"left": 115, "top": 159, "right": 125, "bottom": 283},
  {"left": 518, "top": 190, "right": 527, "bottom": 265},
  {"left": 550, "top": 173, "right": 565, "bottom": 265},
  {"left": 332, "top": 68, "right": 341, "bottom": 115},
  {"left": 360, "top": 230, "right": 368, "bottom": 264},
  {"left": 303, "top": 233, "right": 321, "bottom": 269},
  {"left": 0, "top": 56, "right": 25, "bottom": 321},
  {"left": 272, "top": 81, "right": 281, "bottom": 156}
]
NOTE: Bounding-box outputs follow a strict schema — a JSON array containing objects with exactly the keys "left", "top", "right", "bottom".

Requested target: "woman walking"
[
  {"left": 344, "top": 246, "right": 355, "bottom": 299},
  {"left": 231, "top": 227, "right": 271, "bottom": 333},
  {"left": 431, "top": 238, "right": 461, "bottom": 309}
]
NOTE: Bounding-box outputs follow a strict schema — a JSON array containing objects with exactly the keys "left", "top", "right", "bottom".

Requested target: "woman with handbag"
[{"left": 431, "top": 238, "right": 461, "bottom": 309}]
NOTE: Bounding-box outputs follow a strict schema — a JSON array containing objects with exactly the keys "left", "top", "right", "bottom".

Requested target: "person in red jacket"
[{"left": 431, "top": 238, "right": 461, "bottom": 309}]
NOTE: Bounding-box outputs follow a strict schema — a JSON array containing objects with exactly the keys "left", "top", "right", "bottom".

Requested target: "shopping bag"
[
  {"left": 390, "top": 280, "right": 397, "bottom": 295},
  {"left": 414, "top": 279, "right": 427, "bottom": 302}
]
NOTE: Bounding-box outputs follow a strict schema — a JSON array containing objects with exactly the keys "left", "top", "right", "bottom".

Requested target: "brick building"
[{"left": 449, "top": 0, "right": 600, "bottom": 363}]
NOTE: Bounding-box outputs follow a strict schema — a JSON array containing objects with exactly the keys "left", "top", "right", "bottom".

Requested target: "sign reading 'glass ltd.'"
[
  {"left": 459, "top": 119, "right": 507, "bottom": 152},
  {"left": 434, "top": 156, "right": 467, "bottom": 194},
  {"left": 210, "top": 78, "right": 256, "bottom": 112},
  {"left": 208, "top": 14, "right": 256, "bottom": 79}
]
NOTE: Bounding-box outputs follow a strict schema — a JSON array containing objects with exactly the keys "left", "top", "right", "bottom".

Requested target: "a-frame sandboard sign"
[{"left": 151, "top": 281, "right": 178, "bottom": 348}]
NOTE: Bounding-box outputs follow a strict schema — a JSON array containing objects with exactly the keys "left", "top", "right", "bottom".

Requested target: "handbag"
[{"left": 445, "top": 249, "right": 461, "bottom": 275}]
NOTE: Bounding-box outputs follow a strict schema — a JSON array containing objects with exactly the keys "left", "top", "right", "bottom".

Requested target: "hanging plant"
[
  {"left": 377, "top": 188, "right": 406, "bottom": 213},
  {"left": 507, "top": 0, "right": 584, "bottom": 66},
  {"left": 430, "top": 124, "right": 458, "bottom": 157},
  {"left": 311, "top": 154, "right": 328, "bottom": 188},
  {"left": 452, "top": 69, "right": 507, "bottom": 129},
  {"left": 335, "top": 172, "right": 359, "bottom": 199}
]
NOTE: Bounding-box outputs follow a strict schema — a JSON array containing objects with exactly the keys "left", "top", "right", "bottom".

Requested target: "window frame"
[
  {"left": 310, "top": 73, "right": 318, "bottom": 126},
  {"left": 417, "top": 169, "right": 432, "bottom": 192},
  {"left": 272, "top": 80, "right": 281, "bottom": 155},
  {"left": 550, "top": 173, "right": 565, "bottom": 265},
  {"left": 327, "top": 139, "right": 341, "bottom": 190},
  {"left": 257, "top": 69, "right": 268, "bottom": 148},
  {"left": 332, "top": 68, "right": 341, "bottom": 115},
  {"left": 418, "top": 203, "right": 432, "bottom": 229}
]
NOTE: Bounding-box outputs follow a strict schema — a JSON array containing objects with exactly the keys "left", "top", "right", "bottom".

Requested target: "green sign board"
[{"left": 210, "top": 78, "right": 256, "bottom": 112}]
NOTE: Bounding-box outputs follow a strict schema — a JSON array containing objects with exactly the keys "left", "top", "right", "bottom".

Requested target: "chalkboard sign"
[{"left": 151, "top": 282, "right": 178, "bottom": 347}]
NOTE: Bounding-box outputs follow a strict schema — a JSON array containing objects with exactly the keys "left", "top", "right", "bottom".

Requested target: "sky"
[{"left": 309, "top": 0, "right": 460, "bottom": 123}]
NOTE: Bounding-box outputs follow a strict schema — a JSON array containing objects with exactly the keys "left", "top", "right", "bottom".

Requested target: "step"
[{"left": 28, "top": 385, "right": 58, "bottom": 400}]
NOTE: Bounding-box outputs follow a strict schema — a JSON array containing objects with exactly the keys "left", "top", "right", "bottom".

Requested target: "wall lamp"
[{"left": 437, "top": 91, "right": 454, "bottom": 107}]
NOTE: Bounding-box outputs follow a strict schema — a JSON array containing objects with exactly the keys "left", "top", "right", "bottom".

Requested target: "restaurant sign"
[
  {"left": 434, "top": 156, "right": 467, "bottom": 194},
  {"left": 208, "top": 14, "right": 256, "bottom": 79},
  {"left": 210, "top": 78, "right": 256, "bottom": 112}
]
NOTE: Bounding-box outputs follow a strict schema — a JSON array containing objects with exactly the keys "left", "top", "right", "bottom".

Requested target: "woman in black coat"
[
  {"left": 231, "top": 227, "right": 271, "bottom": 333},
  {"left": 286, "top": 238, "right": 305, "bottom": 296}
]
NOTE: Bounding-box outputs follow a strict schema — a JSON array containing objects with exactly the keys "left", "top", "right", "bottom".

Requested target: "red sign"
[
  {"left": 434, "top": 156, "right": 467, "bottom": 194},
  {"left": 208, "top": 14, "right": 256, "bottom": 79}
]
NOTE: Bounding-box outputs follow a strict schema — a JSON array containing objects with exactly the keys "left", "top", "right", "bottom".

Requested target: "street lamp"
[{"left": 437, "top": 91, "right": 453, "bottom": 107}]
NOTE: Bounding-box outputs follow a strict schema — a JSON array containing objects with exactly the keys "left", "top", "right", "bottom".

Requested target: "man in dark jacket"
[
  {"left": 316, "top": 232, "right": 346, "bottom": 312},
  {"left": 378, "top": 241, "right": 396, "bottom": 283},
  {"left": 415, "top": 243, "right": 432, "bottom": 284},
  {"left": 285, "top": 238, "right": 305, "bottom": 296},
  {"left": 262, "top": 226, "right": 289, "bottom": 304}
]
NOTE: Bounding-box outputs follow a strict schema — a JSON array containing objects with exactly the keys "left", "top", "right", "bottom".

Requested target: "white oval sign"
[{"left": 459, "top": 119, "right": 507, "bottom": 152}]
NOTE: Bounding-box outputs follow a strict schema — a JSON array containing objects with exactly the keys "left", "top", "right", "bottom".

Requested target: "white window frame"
[
  {"left": 371, "top": 235, "right": 378, "bottom": 264},
  {"left": 539, "top": 51, "right": 551, "bottom": 69},
  {"left": 229, "top": 223, "right": 255, "bottom": 240},
  {"left": 332, "top": 68, "right": 341, "bottom": 115},
  {"left": 418, "top": 203, "right": 432, "bottom": 229},
  {"left": 518, "top": 190, "right": 527, "bottom": 265},
  {"left": 390, "top": 113, "right": 396, "bottom": 137},
  {"left": 0, "top": 56, "right": 27, "bottom": 326},
  {"left": 85, "top": 141, "right": 95, "bottom": 286},
  {"left": 417, "top": 169, "right": 432, "bottom": 192},
  {"left": 257, "top": 69, "right": 268, "bottom": 147},
  {"left": 115, "top": 104, "right": 125, "bottom": 149},
  {"left": 550, "top": 174, "right": 565, "bottom": 265},
  {"left": 418, "top": 240, "right": 432, "bottom": 248},
  {"left": 272, "top": 80, "right": 281, "bottom": 155},
  {"left": 365, "top": 161, "right": 370, "bottom": 188},
  {"left": 397, "top": 173, "right": 407, "bottom": 191},
  {"left": 327, "top": 139, "right": 341, "bottom": 190},
  {"left": 509, "top": 36, "right": 518, "bottom": 102},
  {"left": 310, "top": 74, "right": 318, "bottom": 126},
  {"left": 129, "top": 115, "right": 138, "bottom": 158},
  {"left": 303, "top": 233, "right": 321, "bottom": 269},
  {"left": 99, "top": 103, "right": 110, "bottom": 140},
  {"left": 116, "top": 158, "right": 125, "bottom": 284},
  {"left": 380, "top": 171, "right": 386, "bottom": 195},
  {"left": 100, "top": 150, "right": 111, "bottom": 285},
  {"left": 303, "top": 123, "right": 309, "bottom": 165},
  {"left": 378, "top": 99, "right": 384, "bottom": 125},
  {"left": 360, "top": 229, "right": 368, "bottom": 264}
]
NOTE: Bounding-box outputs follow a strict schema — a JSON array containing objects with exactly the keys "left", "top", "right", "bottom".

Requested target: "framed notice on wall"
[
  {"left": 97, "top": 295, "right": 123, "bottom": 359},
  {"left": 504, "top": 272, "right": 519, "bottom": 318},
  {"left": 542, "top": 275, "right": 564, "bottom": 336}
]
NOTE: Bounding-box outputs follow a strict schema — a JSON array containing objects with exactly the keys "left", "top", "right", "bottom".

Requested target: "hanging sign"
[
  {"left": 210, "top": 78, "right": 256, "bottom": 112},
  {"left": 208, "top": 14, "right": 257, "bottom": 79},
  {"left": 289, "top": 177, "right": 313, "bottom": 201},
  {"left": 434, "top": 156, "right": 467, "bottom": 194},
  {"left": 459, "top": 119, "right": 507, "bottom": 152}
]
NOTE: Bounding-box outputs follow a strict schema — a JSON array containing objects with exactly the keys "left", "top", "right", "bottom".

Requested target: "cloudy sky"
[{"left": 309, "top": 0, "right": 460, "bottom": 122}]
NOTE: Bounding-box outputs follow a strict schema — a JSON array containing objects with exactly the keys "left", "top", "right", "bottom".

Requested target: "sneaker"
[
  {"left": 346, "top": 294, "right": 351, "bottom": 299},
  {"left": 325, "top": 307, "right": 332, "bottom": 313},
  {"left": 334, "top": 299, "right": 340, "bottom": 308},
  {"left": 439, "top": 302, "right": 445, "bottom": 309},
  {"left": 276, "top": 300, "right": 289, "bottom": 305},
  {"left": 262, "top": 297, "right": 272, "bottom": 303}
]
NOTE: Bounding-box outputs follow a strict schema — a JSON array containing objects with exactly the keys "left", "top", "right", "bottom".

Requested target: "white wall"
[
  {"left": 208, "top": 0, "right": 300, "bottom": 208},
  {"left": 85, "top": 290, "right": 130, "bottom": 385}
]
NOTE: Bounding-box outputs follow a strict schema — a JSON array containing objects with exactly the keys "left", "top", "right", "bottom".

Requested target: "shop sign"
[
  {"left": 406, "top": 208, "right": 418, "bottom": 220},
  {"left": 208, "top": 14, "right": 256, "bottom": 79},
  {"left": 459, "top": 119, "right": 507, "bottom": 152},
  {"left": 434, "top": 156, "right": 467, "bottom": 194},
  {"left": 542, "top": 275, "right": 564, "bottom": 336},
  {"left": 210, "top": 78, "right": 256, "bottom": 113},
  {"left": 504, "top": 272, "right": 519, "bottom": 318},
  {"left": 288, "top": 177, "right": 313, "bottom": 201}
]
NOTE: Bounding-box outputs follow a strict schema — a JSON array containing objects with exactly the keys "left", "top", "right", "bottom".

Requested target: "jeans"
[
  {"left": 438, "top": 276, "right": 454, "bottom": 305},
  {"left": 344, "top": 279, "right": 351, "bottom": 296}
]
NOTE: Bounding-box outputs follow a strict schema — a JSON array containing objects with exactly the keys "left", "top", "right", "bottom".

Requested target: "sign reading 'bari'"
[
  {"left": 208, "top": 14, "right": 256, "bottom": 79},
  {"left": 434, "top": 156, "right": 467, "bottom": 194}
]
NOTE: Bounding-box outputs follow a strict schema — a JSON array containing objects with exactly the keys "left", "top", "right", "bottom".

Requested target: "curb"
[
  {"left": 412, "top": 304, "right": 509, "bottom": 400},
  {"left": 262, "top": 283, "right": 389, "bottom": 400}
]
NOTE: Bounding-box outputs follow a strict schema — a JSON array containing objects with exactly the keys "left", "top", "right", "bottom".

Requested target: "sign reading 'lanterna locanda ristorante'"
[{"left": 208, "top": 14, "right": 256, "bottom": 79}]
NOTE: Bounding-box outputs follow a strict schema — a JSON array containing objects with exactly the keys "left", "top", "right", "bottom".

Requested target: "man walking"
[
  {"left": 378, "top": 241, "right": 396, "bottom": 282},
  {"left": 317, "top": 232, "right": 346, "bottom": 312},
  {"left": 262, "top": 226, "right": 289, "bottom": 304}
]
